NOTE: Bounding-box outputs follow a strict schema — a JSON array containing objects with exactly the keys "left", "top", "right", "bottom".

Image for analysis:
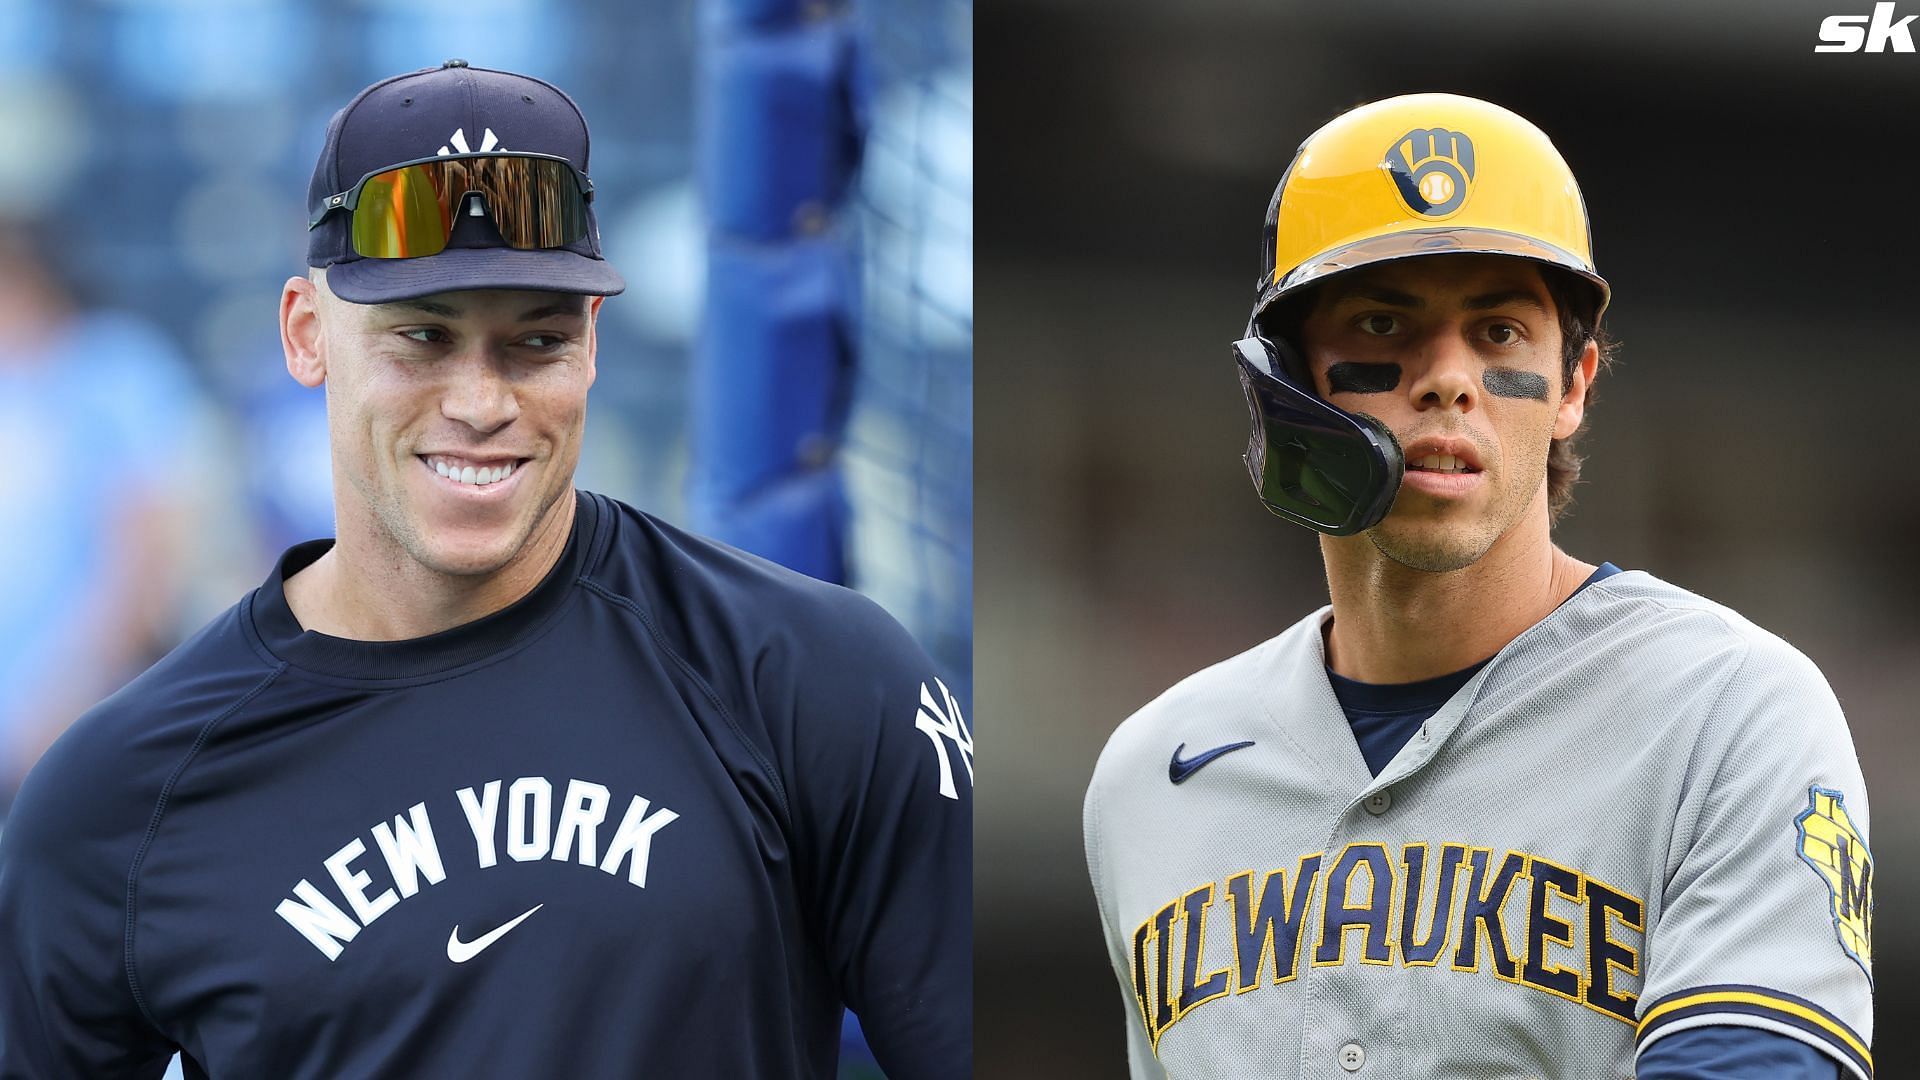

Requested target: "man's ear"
[
  {"left": 282, "top": 275, "right": 326, "bottom": 388},
  {"left": 583, "top": 294, "right": 603, "bottom": 388},
  {"left": 1553, "top": 339, "right": 1600, "bottom": 440}
]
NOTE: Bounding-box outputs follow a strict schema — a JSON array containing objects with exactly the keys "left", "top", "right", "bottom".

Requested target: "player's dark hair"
[{"left": 1542, "top": 269, "right": 1616, "bottom": 524}]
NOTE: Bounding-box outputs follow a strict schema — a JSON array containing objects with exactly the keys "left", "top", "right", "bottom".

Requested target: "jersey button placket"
[
  {"left": 1338, "top": 1042, "right": 1366, "bottom": 1071},
  {"left": 1363, "top": 790, "right": 1392, "bottom": 815}
]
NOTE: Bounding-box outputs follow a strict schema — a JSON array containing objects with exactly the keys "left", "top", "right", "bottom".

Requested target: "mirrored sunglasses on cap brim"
[{"left": 309, "top": 151, "right": 595, "bottom": 259}]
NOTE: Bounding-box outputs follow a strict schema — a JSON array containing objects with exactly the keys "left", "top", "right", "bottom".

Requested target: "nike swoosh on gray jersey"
[{"left": 1168, "top": 741, "right": 1255, "bottom": 784}]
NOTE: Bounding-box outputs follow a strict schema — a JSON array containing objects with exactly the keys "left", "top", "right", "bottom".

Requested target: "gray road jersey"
[{"left": 1084, "top": 570, "right": 1873, "bottom": 1080}]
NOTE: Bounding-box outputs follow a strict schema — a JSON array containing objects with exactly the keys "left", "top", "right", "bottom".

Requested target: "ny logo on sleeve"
[{"left": 914, "top": 679, "right": 974, "bottom": 801}]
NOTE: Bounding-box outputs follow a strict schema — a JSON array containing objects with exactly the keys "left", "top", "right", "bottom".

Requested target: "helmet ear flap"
[
  {"left": 1248, "top": 292, "right": 1317, "bottom": 386},
  {"left": 1262, "top": 329, "right": 1313, "bottom": 389}
]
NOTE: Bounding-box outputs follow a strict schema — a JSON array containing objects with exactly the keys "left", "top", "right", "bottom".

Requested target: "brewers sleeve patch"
[{"left": 1796, "top": 786, "right": 1874, "bottom": 981}]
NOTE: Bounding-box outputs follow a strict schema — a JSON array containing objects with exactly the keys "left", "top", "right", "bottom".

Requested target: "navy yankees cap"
[{"left": 305, "top": 60, "right": 625, "bottom": 304}]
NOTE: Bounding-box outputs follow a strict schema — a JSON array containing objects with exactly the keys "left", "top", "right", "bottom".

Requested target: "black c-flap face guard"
[{"left": 1233, "top": 336, "right": 1404, "bottom": 536}]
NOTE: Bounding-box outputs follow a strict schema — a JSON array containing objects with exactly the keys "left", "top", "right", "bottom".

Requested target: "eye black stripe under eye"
[
  {"left": 1326, "top": 363, "right": 1401, "bottom": 394},
  {"left": 1482, "top": 368, "right": 1550, "bottom": 401}
]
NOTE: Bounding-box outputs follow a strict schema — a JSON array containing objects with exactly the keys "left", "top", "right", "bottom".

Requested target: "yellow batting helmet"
[
  {"left": 1233, "top": 93, "right": 1608, "bottom": 536},
  {"left": 1253, "top": 92, "right": 1609, "bottom": 329}
]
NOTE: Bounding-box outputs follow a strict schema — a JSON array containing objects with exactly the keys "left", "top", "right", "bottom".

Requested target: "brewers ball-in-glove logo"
[
  {"left": 1384, "top": 127, "right": 1475, "bottom": 217},
  {"left": 1795, "top": 786, "right": 1873, "bottom": 980}
]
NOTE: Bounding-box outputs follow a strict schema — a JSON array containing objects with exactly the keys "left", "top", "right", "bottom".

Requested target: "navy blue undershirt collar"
[
  {"left": 1327, "top": 658, "right": 1488, "bottom": 715},
  {"left": 249, "top": 490, "right": 599, "bottom": 680},
  {"left": 1327, "top": 562, "right": 1623, "bottom": 776}
]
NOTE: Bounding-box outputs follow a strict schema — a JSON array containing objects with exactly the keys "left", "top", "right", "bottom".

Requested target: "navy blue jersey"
[{"left": 0, "top": 491, "right": 973, "bottom": 1079}]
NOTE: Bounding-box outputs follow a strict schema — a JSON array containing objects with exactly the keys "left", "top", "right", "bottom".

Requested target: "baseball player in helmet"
[
  {"left": 0, "top": 62, "right": 971, "bottom": 1079},
  {"left": 1084, "top": 94, "right": 1873, "bottom": 1078}
]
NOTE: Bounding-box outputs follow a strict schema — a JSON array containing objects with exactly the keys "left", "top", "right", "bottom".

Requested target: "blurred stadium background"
[
  {"left": 978, "top": 2, "right": 1919, "bottom": 1076},
  {"left": 0, "top": 0, "right": 968, "bottom": 1076}
]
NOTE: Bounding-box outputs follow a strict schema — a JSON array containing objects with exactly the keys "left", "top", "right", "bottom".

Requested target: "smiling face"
[
  {"left": 1295, "top": 254, "right": 1595, "bottom": 572},
  {"left": 284, "top": 272, "right": 602, "bottom": 580}
]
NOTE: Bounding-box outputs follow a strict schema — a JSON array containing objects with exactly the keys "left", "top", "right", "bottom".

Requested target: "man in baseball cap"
[
  {"left": 0, "top": 62, "right": 972, "bottom": 1080},
  {"left": 306, "top": 58, "right": 625, "bottom": 302}
]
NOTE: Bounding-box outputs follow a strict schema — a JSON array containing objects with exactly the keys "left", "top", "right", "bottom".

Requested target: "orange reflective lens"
[{"left": 330, "top": 154, "right": 590, "bottom": 259}]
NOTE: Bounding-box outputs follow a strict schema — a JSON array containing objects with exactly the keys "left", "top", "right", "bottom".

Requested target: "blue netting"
[
  {"left": 845, "top": 0, "right": 973, "bottom": 702},
  {"left": 690, "top": 2, "right": 859, "bottom": 584},
  {"left": 690, "top": 0, "right": 971, "bottom": 702}
]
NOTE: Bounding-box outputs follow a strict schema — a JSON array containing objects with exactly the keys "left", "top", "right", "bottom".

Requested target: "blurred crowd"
[{"left": 0, "top": 220, "right": 215, "bottom": 812}]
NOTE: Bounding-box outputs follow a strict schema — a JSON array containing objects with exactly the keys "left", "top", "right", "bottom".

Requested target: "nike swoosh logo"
[
  {"left": 447, "top": 903, "right": 544, "bottom": 963},
  {"left": 1169, "top": 741, "right": 1255, "bottom": 784}
]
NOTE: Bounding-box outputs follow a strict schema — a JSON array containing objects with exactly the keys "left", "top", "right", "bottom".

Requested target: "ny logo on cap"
[{"left": 438, "top": 127, "right": 505, "bottom": 156}]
